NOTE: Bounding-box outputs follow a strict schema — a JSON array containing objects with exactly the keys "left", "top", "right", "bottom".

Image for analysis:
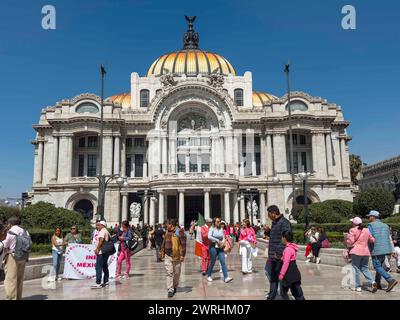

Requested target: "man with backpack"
[{"left": 2, "top": 216, "right": 32, "bottom": 300}]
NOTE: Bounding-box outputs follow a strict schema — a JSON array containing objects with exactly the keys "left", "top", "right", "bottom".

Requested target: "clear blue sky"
[{"left": 0, "top": 0, "right": 399, "bottom": 198}]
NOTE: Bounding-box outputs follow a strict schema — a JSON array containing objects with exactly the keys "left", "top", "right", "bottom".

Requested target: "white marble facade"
[{"left": 30, "top": 20, "right": 353, "bottom": 226}]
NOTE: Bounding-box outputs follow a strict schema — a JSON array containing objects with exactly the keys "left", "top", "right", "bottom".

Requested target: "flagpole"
[
  {"left": 285, "top": 63, "right": 296, "bottom": 211},
  {"left": 97, "top": 65, "right": 106, "bottom": 221}
]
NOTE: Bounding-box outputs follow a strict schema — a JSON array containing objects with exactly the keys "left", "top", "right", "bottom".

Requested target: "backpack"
[{"left": 8, "top": 229, "right": 32, "bottom": 262}]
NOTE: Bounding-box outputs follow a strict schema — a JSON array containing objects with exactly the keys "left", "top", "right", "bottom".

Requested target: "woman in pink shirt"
[
  {"left": 238, "top": 219, "right": 257, "bottom": 274},
  {"left": 346, "top": 217, "right": 377, "bottom": 293}
]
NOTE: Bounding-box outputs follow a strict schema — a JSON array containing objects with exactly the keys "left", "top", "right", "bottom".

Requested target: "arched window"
[
  {"left": 286, "top": 100, "right": 308, "bottom": 112},
  {"left": 76, "top": 102, "right": 99, "bottom": 114},
  {"left": 234, "top": 89, "right": 244, "bottom": 106},
  {"left": 140, "top": 89, "right": 150, "bottom": 108}
]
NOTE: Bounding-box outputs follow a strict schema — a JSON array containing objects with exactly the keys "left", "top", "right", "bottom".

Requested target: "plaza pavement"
[{"left": 1, "top": 239, "right": 400, "bottom": 300}]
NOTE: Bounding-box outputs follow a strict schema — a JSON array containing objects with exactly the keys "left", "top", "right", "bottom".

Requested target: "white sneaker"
[
  {"left": 305, "top": 259, "right": 311, "bottom": 263},
  {"left": 219, "top": 269, "right": 223, "bottom": 273},
  {"left": 356, "top": 287, "right": 362, "bottom": 292},
  {"left": 224, "top": 277, "right": 233, "bottom": 283},
  {"left": 316, "top": 258, "right": 321, "bottom": 264},
  {"left": 91, "top": 284, "right": 103, "bottom": 289},
  {"left": 47, "top": 276, "right": 56, "bottom": 282},
  {"left": 207, "top": 277, "right": 213, "bottom": 282},
  {"left": 57, "top": 277, "right": 63, "bottom": 282}
]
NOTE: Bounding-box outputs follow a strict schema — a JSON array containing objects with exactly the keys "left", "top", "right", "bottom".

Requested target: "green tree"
[
  {"left": 350, "top": 154, "right": 362, "bottom": 185},
  {"left": 297, "top": 199, "right": 353, "bottom": 224},
  {"left": 353, "top": 188, "right": 396, "bottom": 219},
  {"left": 0, "top": 205, "right": 21, "bottom": 223},
  {"left": 21, "top": 201, "right": 91, "bottom": 230}
]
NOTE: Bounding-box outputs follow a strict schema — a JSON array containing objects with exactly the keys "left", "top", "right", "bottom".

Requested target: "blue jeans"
[
  {"left": 207, "top": 246, "right": 228, "bottom": 280},
  {"left": 372, "top": 255, "right": 394, "bottom": 286},
  {"left": 51, "top": 250, "right": 62, "bottom": 277},
  {"left": 351, "top": 255, "right": 373, "bottom": 288},
  {"left": 95, "top": 253, "right": 110, "bottom": 285}
]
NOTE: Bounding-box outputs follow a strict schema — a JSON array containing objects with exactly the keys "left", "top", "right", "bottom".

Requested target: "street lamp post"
[
  {"left": 297, "top": 171, "right": 312, "bottom": 231},
  {"left": 116, "top": 176, "right": 129, "bottom": 225}
]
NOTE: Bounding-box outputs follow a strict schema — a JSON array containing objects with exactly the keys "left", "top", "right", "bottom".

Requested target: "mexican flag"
[{"left": 195, "top": 213, "right": 206, "bottom": 257}]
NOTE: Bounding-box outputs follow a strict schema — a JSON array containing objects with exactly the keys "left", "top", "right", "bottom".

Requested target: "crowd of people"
[{"left": 1, "top": 204, "right": 400, "bottom": 300}]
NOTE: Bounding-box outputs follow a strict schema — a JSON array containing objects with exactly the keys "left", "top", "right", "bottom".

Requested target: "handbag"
[
  {"left": 127, "top": 238, "right": 138, "bottom": 252},
  {"left": 321, "top": 239, "right": 330, "bottom": 248},
  {"left": 102, "top": 240, "right": 116, "bottom": 256}
]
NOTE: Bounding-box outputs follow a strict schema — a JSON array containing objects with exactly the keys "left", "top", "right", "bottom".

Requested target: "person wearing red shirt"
[{"left": 200, "top": 218, "right": 212, "bottom": 275}]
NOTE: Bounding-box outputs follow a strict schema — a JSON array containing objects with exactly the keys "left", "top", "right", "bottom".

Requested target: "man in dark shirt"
[
  {"left": 264, "top": 205, "right": 292, "bottom": 300},
  {"left": 155, "top": 224, "right": 165, "bottom": 262}
]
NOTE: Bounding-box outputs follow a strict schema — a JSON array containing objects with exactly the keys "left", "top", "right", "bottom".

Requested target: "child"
[{"left": 279, "top": 230, "right": 305, "bottom": 300}]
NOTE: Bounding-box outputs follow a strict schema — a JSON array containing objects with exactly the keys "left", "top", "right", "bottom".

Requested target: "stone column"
[
  {"left": 340, "top": 138, "right": 349, "bottom": 179},
  {"left": 147, "top": 137, "right": 154, "bottom": 177},
  {"left": 260, "top": 134, "right": 266, "bottom": 176},
  {"left": 311, "top": 133, "right": 319, "bottom": 175},
  {"left": 225, "top": 134, "right": 233, "bottom": 173},
  {"left": 185, "top": 153, "right": 190, "bottom": 173},
  {"left": 122, "top": 192, "right": 128, "bottom": 221},
  {"left": 149, "top": 195, "right": 156, "bottom": 227},
  {"left": 317, "top": 133, "right": 327, "bottom": 178},
  {"left": 113, "top": 136, "right": 120, "bottom": 176},
  {"left": 66, "top": 135, "right": 73, "bottom": 179},
  {"left": 224, "top": 190, "right": 231, "bottom": 223},
  {"left": 169, "top": 136, "right": 177, "bottom": 173},
  {"left": 34, "top": 140, "right": 44, "bottom": 184},
  {"left": 158, "top": 191, "right": 165, "bottom": 224},
  {"left": 240, "top": 196, "right": 245, "bottom": 222},
  {"left": 204, "top": 189, "right": 210, "bottom": 220},
  {"left": 103, "top": 136, "right": 113, "bottom": 176},
  {"left": 220, "top": 137, "right": 225, "bottom": 173},
  {"left": 233, "top": 132, "right": 240, "bottom": 176},
  {"left": 179, "top": 190, "right": 185, "bottom": 227},
  {"left": 143, "top": 191, "right": 149, "bottom": 224},
  {"left": 232, "top": 191, "right": 239, "bottom": 223},
  {"left": 161, "top": 136, "right": 168, "bottom": 174},
  {"left": 259, "top": 190, "right": 266, "bottom": 225},
  {"left": 57, "top": 136, "right": 68, "bottom": 182},
  {"left": 130, "top": 156, "right": 135, "bottom": 178},
  {"left": 51, "top": 136, "right": 59, "bottom": 181},
  {"left": 266, "top": 134, "right": 274, "bottom": 177},
  {"left": 120, "top": 137, "right": 126, "bottom": 177},
  {"left": 153, "top": 136, "right": 161, "bottom": 175},
  {"left": 325, "top": 133, "right": 333, "bottom": 177},
  {"left": 273, "top": 133, "right": 287, "bottom": 174}
]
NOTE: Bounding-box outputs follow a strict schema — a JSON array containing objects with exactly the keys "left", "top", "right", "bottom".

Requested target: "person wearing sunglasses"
[{"left": 64, "top": 225, "right": 83, "bottom": 245}]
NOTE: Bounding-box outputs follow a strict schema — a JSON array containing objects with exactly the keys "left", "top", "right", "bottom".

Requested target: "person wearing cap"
[
  {"left": 346, "top": 217, "right": 377, "bottom": 293},
  {"left": 91, "top": 221, "right": 111, "bottom": 289},
  {"left": 200, "top": 218, "right": 213, "bottom": 275},
  {"left": 367, "top": 210, "right": 398, "bottom": 292}
]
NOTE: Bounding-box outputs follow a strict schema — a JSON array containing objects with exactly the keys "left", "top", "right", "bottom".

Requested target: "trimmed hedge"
[
  {"left": 292, "top": 222, "right": 400, "bottom": 233},
  {"left": 353, "top": 188, "right": 396, "bottom": 219},
  {"left": 296, "top": 200, "right": 353, "bottom": 224},
  {"left": 21, "top": 202, "right": 91, "bottom": 230}
]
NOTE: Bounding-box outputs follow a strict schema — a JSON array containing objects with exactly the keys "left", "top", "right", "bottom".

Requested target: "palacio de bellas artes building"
[{"left": 30, "top": 17, "right": 352, "bottom": 228}]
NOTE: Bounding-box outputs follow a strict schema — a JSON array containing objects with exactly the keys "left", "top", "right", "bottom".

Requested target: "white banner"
[{"left": 63, "top": 244, "right": 118, "bottom": 280}]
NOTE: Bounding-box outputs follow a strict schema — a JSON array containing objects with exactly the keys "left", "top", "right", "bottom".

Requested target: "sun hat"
[
  {"left": 350, "top": 217, "right": 362, "bottom": 225},
  {"left": 99, "top": 221, "right": 107, "bottom": 227},
  {"left": 206, "top": 218, "right": 213, "bottom": 223}
]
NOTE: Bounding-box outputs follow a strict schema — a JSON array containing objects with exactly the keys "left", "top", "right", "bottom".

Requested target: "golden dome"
[
  {"left": 108, "top": 93, "right": 131, "bottom": 108},
  {"left": 252, "top": 91, "right": 277, "bottom": 107},
  {"left": 146, "top": 50, "right": 236, "bottom": 77}
]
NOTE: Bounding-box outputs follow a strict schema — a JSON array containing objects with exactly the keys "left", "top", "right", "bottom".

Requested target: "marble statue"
[{"left": 130, "top": 202, "right": 142, "bottom": 219}]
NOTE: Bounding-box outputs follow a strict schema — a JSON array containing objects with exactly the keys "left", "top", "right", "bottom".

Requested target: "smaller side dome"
[
  {"left": 252, "top": 91, "right": 277, "bottom": 107},
  {"left": 108, "top": 93, "right": 131, "bottom": 108}
]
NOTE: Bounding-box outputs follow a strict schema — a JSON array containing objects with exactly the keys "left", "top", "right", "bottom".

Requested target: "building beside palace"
[{"left": 30, "top": 18, "right": 353, "bottom": 226}]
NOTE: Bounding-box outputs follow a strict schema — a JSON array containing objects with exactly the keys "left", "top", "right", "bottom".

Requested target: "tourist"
[
  {"left": 264, "top": 205, "right": 292, "bottom": 300},
  {"left": 64, "top": 225, "right": 83, "bottom": 245},
  {"left": 239, "top": 218, "right": 257, "bottom": 274},
  {"left": 346, "top": 217, "right": 377, "bottom": 293},
  {"left": 2, "top": 216, "right": 31, "bottom": 300},
  {"left": 147, "top": 226, "right": 154, "bottom": 250},
  {"left": 116, "top": 220, "right": 134, "bottom": 280},
  {"left": 91, "top": 226, "right": 100, "bottom": 245},
  {"left": 49, "top": 227, "right": 65, "bottom": 282},
  {"left": 92, "top": 221, "right": 112, "bottom": 289},
  {"left": 160, "top": 219, "right": 186, "bottom": 298},
  {"left": 142, "top": 225, "right": 148, "bottom": 249},
  {"left": 234, "top": 223, "right": 240, "bottom": 243},
  {"left": 207, "top": 217, "right": 233, "bottom": 283},
  {"left": 304, "top": 226, "right": 320, "bottom": 263},
  {"left": 279, "top": 230, "right": 305, "bottom": 300},
  {"left": 200, "top": 218, "right": 212, "bottom": 275},
  {"left": 154, "top": 223, "right": 165, "bottom": 262},
  {"left": 219, "top": 221, "right": 233, "bottom": 273},
  {"left": 0, "top": 222, "right": 6, "bottom": 282},
  {"left": 393, "top": 232, "right": 400, "bottom": 273},
  {"left": 367, "top": 210, "right": 398, "bottom": 292}
]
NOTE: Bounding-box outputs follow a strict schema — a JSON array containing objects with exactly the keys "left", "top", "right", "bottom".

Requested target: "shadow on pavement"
[{"left": 23, "top": 294, "right": 48, "bottom": 300}]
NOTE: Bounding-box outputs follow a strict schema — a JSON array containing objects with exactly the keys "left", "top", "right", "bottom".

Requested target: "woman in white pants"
[{"left": 238, "top": 219, "right": 257, "bottom": 274}]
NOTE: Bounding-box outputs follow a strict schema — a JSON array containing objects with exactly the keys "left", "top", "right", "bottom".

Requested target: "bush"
[
  {"left": 0, "top": 205, "right": 21, "bottom": 223},
  {"left": 296, "top": 200, "right": 353, "bottom": 224},
  {"left": 21, "top": 202, "right": 91, "bottom": 230},
  {"left": 293, "top": 230, "right": 344, "bottom": 245},
  {"left": 353, "top": 188, "right": 395, "bottom": 219},
  {"left": 31, "top": 243, "right": 52, "bottom": 255},
  {"left": 28, "top": 228, "right": 93, "bottom": 244}
]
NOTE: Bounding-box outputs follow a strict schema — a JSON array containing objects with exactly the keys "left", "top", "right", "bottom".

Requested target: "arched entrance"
[{"left": 73, "top": 199, "right": 93, "bottom": 220}]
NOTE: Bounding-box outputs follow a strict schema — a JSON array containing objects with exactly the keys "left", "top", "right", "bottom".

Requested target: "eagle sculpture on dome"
[
  {"left": 185, "top": 16, "right": 196, "bottom": 30},
  {"left": 183, "top": 16, "right": 199, "bottom": 49}
]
